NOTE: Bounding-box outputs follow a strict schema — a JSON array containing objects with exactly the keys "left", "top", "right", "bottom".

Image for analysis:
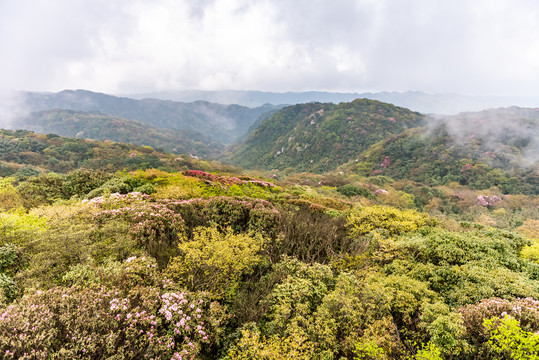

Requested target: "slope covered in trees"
[
  {"left": 22, "top": 90, "right": 281, "bottom": 145},
  {"left": 17, "top": 109, "right": 223, "bottom": 157},
  {"left": 228, "top": 99, "right": 425, "bottom": 172},
  {"left": 0, "top": 112, "right": 538, "bottom": 359},
  {"left": 0, "top": 129, "right": 238, "bottom": 179},
  {"left": 340, "top": 107, "right": 539, "bottom": 194}
]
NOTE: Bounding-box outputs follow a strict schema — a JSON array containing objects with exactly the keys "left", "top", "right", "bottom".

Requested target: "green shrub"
[
  {"left": 347, "top": 205, "right": 436, "bottom": 238},
  {"left": 165, "top": 226, "right": 265, "bottom": 300},
  {"left": 337, "top": 184, "right": 374, "bottom": 198}
]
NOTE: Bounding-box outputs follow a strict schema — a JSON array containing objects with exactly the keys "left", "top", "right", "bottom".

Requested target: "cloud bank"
[{"left": 1, "top": 0, "right": 539, "bottom": 95}]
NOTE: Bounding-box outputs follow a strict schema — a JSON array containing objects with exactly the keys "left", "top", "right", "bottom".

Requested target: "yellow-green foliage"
[
  {"left": 347, "top": 205, "right": 436, "bottom": 238},
  {"left": 0, "top": 177, "right": 24, "bottom": 211},
  {"left": 0, "top": 208, "right": 48, "bottom": 245},
  {"left": 354, "top": 339, "right": 388, "bottom": 360},
  {"left": 521, "top": 239, "right": 539, "bottom": 263},
  {"left": 484, "top": 315, "right": 539, "bottom": 359},
  {"left": 166, "top": 226, "right": 264, "bottom": 299},
  {"left": 153, "top": 175, "right": 205, "bottom": 200},
  {"left": 225, "top": 326, "right": 314, "bottom": 360},
  {"left": 413, "top": 342, "right": 443, "bottom": 360}
]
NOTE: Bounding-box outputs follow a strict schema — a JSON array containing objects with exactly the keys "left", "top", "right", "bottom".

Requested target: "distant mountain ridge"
[
  {"left": 15, "top": 109, "right": 223, "bottom": 157},
  {"left": 21, "top": 90, "right": 282, "bottom": 145},
  {"left": 125, "top": 89, "right": 539, "bottom": 114}
]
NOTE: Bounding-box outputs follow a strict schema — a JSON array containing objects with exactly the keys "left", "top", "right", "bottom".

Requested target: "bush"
[
  {"left": 0, "top": 256, "right": 230, "bottom": 360},
  {"left": 337, "top": 184, "right": 374, "bottom": 198},
  {"left": 165, "top": 226, "right": 265, "bottom": 300},
  {"left": 347, "top": 205, "right": 436, "bottom": 238},
  {"left": 458, "top": 297, "right": 539, "bottom": 358},
  {"left": 166, "top": 196, "right": 280, "bottom": 239},
  {"left": 272, "top": 204, "right": 358, "bottom": 264}
]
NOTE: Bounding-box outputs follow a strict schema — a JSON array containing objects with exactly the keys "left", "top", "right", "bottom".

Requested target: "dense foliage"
[
  {"left": 1, "top": 100, "right": 539, "bottom": 359},
  {"left": 340, "top": 107, "right": 539, "bottom": 194},
  {"left": 0, "top": 129, "right": 239, "bottom": 179},
  {"left": 22, "top": 89, "right": 281, "bottom": 145},
  {"left": 229, "top": 99, "right": 424, "bottom": 173},
  {"left": 18, "top": 109, "right": 224, "bottom": 157}
]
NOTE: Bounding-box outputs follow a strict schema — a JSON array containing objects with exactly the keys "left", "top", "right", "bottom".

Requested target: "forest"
[{"left": 0, "top": 99, "right": 538, "bottom": 359}]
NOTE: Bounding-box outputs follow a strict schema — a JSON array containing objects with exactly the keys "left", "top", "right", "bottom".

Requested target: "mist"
[
  {"left": 425, "top": 107, "right": 539, "bottom": 168},
  {"left": 0, "top": 91, "right": 28, "bottom": 130}
]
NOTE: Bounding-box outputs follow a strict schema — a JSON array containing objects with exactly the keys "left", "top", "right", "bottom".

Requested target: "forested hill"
[
  {"left": 16, "top": 109, "right": 223, "bottom": 158},
  {"left": 227, "top": 98, "right": 425, "bottom": 172},
  {"left": 22, "top": 90, "right": 282, "bottom": 145},
  {"left": 339, "top": 107, "right": 539, "bottom": 194},
  {"left": 0, "top": 128, "right": 236, "bottom": 178}
]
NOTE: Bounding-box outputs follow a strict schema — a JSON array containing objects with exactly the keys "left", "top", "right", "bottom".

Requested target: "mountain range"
[
  {"left": 16, "top": 109, "right": 223, "bottom": 157},
  {"left": 20, "top": 90, "right": 281, "bottom": 146},
  {"left": 125, "top": 89, "right": 539, "bottom": 114}
]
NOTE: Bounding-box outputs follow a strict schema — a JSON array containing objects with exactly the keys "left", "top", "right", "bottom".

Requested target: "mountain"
[
  {"left": 0, "top": 128, "right": 238, "bottom": 178},
  {"left": 339, "top": 107, "right": 539, "bottom": 194},
  {"left": 21, "top": 90, "right": 282, "bottom": 145},
  {"left": 125, "top": 89, "right": 539, "bottom": 114},
  {"left": 227, "top": 98, "right": 425, "bottom": 173},
  {"left": 14, "top": 109, "right": 223, "bottom": 157}
]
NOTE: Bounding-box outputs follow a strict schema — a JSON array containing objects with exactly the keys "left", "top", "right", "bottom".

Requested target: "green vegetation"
[
  {"left": 1, "top": 99, "right": 538, "bottom": 358},
  {"left": 20, "top": 109, "right": 224, "bottom": 157},
  {"left": 229, "top": 99, "right": 424, "bottom": 173},
  {"left": 23, "top": 89, "right": 280, "bottom": 145}
]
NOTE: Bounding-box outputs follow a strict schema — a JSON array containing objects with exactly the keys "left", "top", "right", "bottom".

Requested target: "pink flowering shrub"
[
  {"left": 380, "top": 156, "right": 391, "bottom": 168},
  {"left": 93, "top": 194, "right": 280, "bottom": 266},
  {"left": 476, "top": 195, "right": 502, "bottom": 207},
  {"left": 0, "top": 257, "right": 229, "bottom": 359},
  {"left": 93, "top": 194, "right": 185, "bottom": 267},
  {"left": 182, "top": 170, "right": 277, "bottom": 189},
  {"left": 458, "top": 297, "right": 539, "bottom": 358}
]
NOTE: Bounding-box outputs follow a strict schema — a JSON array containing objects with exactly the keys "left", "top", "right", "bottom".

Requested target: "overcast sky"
[{"left": 1, "top": 0, "right": 539, "bottom": 96}]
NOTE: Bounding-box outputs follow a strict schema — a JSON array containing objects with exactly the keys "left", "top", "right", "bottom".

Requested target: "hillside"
[
  {"left": 16, "top": 109, "right": 223, "bottom": 157},
  {"left": 228, "top": 98, "right": 425, "bottom": 173},
  {"left": 22, "top": 90, "right": 282, "bottom": 145},
  {"left": 0, "top": 128, "right": 538, "bottom": 359},
  {"left": 0, "top": 128, "right": 238, "bottom": 178},
  {"left": 340, "top": 107, "right": 539, "bottom": 194}
]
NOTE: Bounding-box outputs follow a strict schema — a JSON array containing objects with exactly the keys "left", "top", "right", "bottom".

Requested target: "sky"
[{"left": 1, "top": 0, "right": 539, "bottom": 96}]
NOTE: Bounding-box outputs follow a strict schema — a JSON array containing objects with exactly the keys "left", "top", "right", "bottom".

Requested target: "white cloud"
[{"left": 1, "top": 0, "right": 539, "bottom": 95}]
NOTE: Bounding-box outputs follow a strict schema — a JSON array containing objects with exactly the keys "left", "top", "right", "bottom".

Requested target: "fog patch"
[
  {"left": 0, "top": 91, "right": 29, "bottom": 130},
  {"left": 424, "top": 107, "right": 539, "bottom": 167}
]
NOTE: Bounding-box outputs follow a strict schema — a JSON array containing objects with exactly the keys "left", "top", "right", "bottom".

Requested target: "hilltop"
[
  {"left": 227, "top": 98, "right": 424, "bottom": 172},
  {"left": 0, "top": 128, "right": 237, "bottom": 178}
]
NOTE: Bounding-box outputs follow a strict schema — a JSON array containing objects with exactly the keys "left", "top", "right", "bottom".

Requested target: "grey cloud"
[{"left": 1, "top": 0, "right": 539, "bottom": 95}]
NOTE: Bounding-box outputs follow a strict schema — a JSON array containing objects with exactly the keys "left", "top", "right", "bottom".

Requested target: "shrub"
[
  {"left": 0, "top": 257, "right": 230, "bottom": 359},
  {"left": 94, "top": 196, "right": 185, "bottom": 267},
  {"left": 165, "top": 226, "right": 265, "bottom": 300},
  {"left": 458, "top": 297, "right": 539, "bottom": 359},
  {"left": 225, "top": 326, "right": 314, "bottom": 360},
  {"left": 165, "top": 196, "right": 280, "bottom": 239},
  {"left": 347, "top": 205, "right": 436, "bottom": 238},
  {"left": 483, "top": 315, "right": 539, "bottom": 359},
  {"left": 272, "top": 204, "right": 358, "bottom": 264},
  {"left": 337, "top": 184, "right": 374, "bottom": 198}
]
